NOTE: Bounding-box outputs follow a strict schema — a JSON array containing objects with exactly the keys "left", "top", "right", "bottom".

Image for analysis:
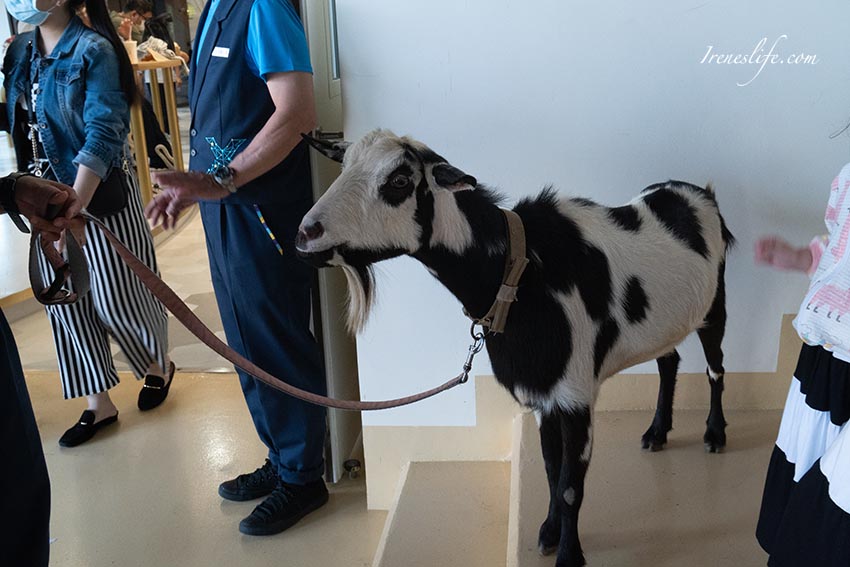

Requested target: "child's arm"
[{"left": 755, "top": 236, "right": 816, "bottom": 274}]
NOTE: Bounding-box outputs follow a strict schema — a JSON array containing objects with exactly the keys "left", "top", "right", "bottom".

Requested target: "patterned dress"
[{"left": 756, "top": 163, "right": 850, "bottom": 566}]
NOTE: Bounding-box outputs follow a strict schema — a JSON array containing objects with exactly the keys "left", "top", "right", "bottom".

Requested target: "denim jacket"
[{"left": 3, "top": 16, "right": 129, "bottom": 184}]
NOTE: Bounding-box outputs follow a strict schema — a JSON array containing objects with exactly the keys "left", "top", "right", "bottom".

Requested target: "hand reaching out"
[
  {"left": 754, "top": 236, "right": 813, "bottom": 273},
  {"left": 146, "top": 170, "right": 230, "bottom": 229}
]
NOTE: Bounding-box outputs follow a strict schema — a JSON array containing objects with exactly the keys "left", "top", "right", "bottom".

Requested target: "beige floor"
[
  {"left": 27, "top": 369, "right": 387, "bottom": 567},
  {"left": 26, "top": 363, "right": 780, "bottom": 567},
  {"left": 552, "top": 409, "right": 777, "bottom": 567}
]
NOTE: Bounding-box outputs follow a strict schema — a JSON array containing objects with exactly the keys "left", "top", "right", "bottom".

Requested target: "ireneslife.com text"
[{"left": 700, "top": 35, "right": 818, "bottom": 87}]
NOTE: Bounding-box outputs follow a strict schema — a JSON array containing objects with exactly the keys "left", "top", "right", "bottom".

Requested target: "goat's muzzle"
[
  {"left": 295, "top": 219, "right": 334, "bottom": 267},
  {"left": 295, "top": 220, "right": 324, "bottom": 249}
]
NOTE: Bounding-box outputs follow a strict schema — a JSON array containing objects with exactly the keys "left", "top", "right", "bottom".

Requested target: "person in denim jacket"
[{"left": 3, "top": 0, "right": 174, "bottom": 447}]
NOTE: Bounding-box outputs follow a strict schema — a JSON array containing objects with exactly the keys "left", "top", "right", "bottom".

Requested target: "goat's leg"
[
  {"left": 698, "top": 263, "right": 728, "bottom": 453},
  {"left": 641, "top": 350, "right": 680, "bottom": 451},
  {"left": 538, "top": 410, "right": 563, "bottom": 556},
  {"left": 554, "top": 406, "right": 592, "bottom": 567}
]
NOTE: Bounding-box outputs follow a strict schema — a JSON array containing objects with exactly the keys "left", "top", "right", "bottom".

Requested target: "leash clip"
[{"left": 460, "top": 323, "right": 487, "bottom": 384}]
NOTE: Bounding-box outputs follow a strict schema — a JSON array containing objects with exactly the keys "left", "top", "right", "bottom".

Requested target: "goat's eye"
[{"left": 390, "top": 174, "right": 409, "bottom": 188}]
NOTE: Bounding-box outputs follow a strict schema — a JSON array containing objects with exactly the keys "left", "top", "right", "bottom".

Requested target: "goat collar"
[{"left": 467, "top": 208, "right": 529, "bottom": 334}]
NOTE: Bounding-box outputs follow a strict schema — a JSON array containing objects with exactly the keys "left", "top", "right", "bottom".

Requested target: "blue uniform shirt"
[{"left": 196, "top": 0, "right": 312, "bottom": 79}]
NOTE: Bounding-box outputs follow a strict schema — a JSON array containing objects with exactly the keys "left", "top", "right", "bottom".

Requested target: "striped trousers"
[{"left": 37, "top": 173, "right": 169, "bottom": 399}]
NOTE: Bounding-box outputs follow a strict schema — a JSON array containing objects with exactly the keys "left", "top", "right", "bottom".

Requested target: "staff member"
[{"left": 147, "top": 0, "right": 329, "bottom": 536}]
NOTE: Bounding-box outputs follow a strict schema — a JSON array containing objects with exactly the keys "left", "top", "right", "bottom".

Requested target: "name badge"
[{"left": 212, "top": 46, "right": 230, "bottom": 58}]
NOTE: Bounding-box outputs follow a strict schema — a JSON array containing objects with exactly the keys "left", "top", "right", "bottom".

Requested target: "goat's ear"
[
  {"left": 301, "top": 133, "right": 350, "bottom": 163},
  {"left": 432, "top": 163, "right": 477, "bottom": 192}
]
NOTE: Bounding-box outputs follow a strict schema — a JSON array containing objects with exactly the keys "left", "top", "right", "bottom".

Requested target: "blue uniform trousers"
[
  {"left": 200, "top": 199, "right": 327, "bottom": 484},
  {"left": 0, "top": 309, "right": 50, "bottom": 566}
]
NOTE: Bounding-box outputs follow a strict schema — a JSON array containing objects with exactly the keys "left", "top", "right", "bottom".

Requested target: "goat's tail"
[
  {"left": 720, "top": 215, "right": 736, "bottom": 254},
  {"left": 705, "top": 183, "right": 737, "bottom": 254}
]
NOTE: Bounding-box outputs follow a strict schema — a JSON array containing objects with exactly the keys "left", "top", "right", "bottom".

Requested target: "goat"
[{"left": 295, "top": 129, "right": 734, "bottom": 567}]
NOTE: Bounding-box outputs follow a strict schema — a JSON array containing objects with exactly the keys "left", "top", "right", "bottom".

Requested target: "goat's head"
[{"left": 296, "top": 129, "right": 477, "bottom": 332}]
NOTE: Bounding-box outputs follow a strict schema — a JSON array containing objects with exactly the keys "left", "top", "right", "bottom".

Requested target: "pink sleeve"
[{"left": 808, "top": 235, "right": 828, "bottom": 276}]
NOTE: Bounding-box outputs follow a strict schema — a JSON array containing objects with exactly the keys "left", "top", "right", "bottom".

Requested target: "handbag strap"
[{"left": 28, "top": 217, "right": 91, "bottom": 305}]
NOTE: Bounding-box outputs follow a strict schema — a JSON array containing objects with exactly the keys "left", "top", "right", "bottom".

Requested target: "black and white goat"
[{"left": 295, "top": 130, "right": 734, "bottom": 567}]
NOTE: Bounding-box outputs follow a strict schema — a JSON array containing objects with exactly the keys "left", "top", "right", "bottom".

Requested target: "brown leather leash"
[{"left": 28, "top": 212, "right": 488, "bottom": 411}]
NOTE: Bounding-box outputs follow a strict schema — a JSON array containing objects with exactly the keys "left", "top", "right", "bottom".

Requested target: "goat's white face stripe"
[
  {"left": 301, "top": 133, "right": 423, "bottom": 256},
  {"left": 431, "top": 188, "right": 473, "bottom": 253}
]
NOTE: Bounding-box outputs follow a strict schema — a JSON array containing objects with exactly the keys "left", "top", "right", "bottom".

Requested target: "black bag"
[{"left": 87, "top": 167, "right": 130, "bottom": 217}]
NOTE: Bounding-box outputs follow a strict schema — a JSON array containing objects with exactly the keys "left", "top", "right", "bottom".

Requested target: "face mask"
[{"left": 6, "top": 0, "right": 55, "bottom": 26}]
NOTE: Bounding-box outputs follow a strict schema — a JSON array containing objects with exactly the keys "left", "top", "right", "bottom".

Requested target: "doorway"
[{"left": 300, "top": 0, "right": 362, "bottom": 484}]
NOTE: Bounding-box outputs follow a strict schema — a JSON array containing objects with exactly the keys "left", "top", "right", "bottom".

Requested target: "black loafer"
[
  {"left": 59, "top": 410, "right": 118, "bottom": 447},
  {"left": 138, "top": 361, "right": 176, "bottom": 411}
]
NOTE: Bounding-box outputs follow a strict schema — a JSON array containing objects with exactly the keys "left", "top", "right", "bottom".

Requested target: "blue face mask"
[{"left": 6, "top": 0, "right": 55, "bottom": 26}]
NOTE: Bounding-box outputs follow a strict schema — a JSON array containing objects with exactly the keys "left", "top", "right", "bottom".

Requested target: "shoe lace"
[
  {"left": 241, "top": 460, "right": 277, "bottom": 488},
  {"left": 252, "top": 485, "right": 297, "bottom": 521}
]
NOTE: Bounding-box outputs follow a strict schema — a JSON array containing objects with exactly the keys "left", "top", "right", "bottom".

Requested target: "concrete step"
[{"left": 373, "top": 460, "right": 511, "bottom": 567}]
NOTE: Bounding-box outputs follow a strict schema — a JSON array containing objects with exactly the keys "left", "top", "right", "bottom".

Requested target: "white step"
[{"left": 373, "top": 460, "right": 511, "bottom": 567}]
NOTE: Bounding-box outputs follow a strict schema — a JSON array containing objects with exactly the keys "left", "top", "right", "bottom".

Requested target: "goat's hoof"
[
  {"left": 641, "top": 428, "right": 667, "bottom": 452},
  {"left": 641, "top": 439, "right": 666, "bottom": 451},
  {"left": 538, "top": 519, "right": 560, "bottom": 556},
  {"left": 555, "top": 550, "right": 587, "bottom": 567},
  {"left": 703, "top": 430, "right": 726, "bottom": 453}
]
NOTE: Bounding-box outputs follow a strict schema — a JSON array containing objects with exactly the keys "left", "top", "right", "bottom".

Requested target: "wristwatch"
[
  {"left": 210, "top": 164, "right": 238, "bottom": 194},
  {"left": 0, "top": 172, "right": 32, "bottom": 233}
]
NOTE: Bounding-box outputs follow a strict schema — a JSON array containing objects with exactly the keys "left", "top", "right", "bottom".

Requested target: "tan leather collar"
[{"left": 470, "top": 209, "right": 529, "bottom": 334}]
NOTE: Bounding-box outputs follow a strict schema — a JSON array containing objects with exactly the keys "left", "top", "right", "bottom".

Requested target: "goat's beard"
[{"left": 340, "top": 263, "right": 375, "bottom": 334}]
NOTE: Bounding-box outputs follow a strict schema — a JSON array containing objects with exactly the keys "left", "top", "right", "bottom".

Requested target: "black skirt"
[{"left": 756, "top": 344, "right": 850, "bottom": 566}]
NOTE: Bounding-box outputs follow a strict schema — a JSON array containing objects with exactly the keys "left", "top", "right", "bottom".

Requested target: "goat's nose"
[
  {"left": 303, "top": 220, "right": 324, "bottom": 240},
  {"left": 296, "top": 220, "right": 324, "bottom": 249}
]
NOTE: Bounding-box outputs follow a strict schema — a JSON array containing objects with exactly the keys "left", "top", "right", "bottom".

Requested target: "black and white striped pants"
[{"left": 37, "top": 174, "right": 169, "bottom": 399}]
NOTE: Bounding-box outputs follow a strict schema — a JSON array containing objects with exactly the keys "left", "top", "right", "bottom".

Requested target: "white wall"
[
  {"left": 337, "top": 0, "right": 850, "bottom": 426},
  {"left": 1, "top": 15, "right": 10, "bottom": 42}
]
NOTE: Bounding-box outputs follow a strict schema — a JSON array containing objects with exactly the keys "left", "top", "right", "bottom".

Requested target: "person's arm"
[
  {"left": 74, "top": 39, "right": 131, "bottom": 210},
  {"left": 147, "top": 72, "right": 316, "bottom": 228},
  {"left": 112, "top": 12, "right": 132, "bottom": 41},
  {"left": 756, "top": 166, "right": 850, "bottom": 275},
  {"left": 73, "top": 164, "right": 103, "bottom": 210},
  {"left": 147, "top": 0, "right": 316, "bottom": 228},
  {"left": 228, "top": 71, "right": 316, "bottom": 188},
  {"left": 754, "top": 236, "right": 814, "bottom": 273}
]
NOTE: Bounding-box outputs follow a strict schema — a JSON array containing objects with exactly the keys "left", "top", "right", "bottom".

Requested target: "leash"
[{"left": 28, "top": 212, "right": 486, "bottom": 411}]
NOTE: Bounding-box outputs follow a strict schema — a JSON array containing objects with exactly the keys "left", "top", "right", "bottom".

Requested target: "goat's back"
[{"left": 509, "top": 181, "right": 730, "bottom": 410}]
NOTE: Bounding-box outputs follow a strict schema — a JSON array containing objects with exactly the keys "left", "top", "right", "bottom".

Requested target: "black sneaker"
[
  {"left": 238, "top": 479, "right": 329, "bottom": 536},
  {"left": 218, "top": 460, "right": 280, "bottom": 502}
]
